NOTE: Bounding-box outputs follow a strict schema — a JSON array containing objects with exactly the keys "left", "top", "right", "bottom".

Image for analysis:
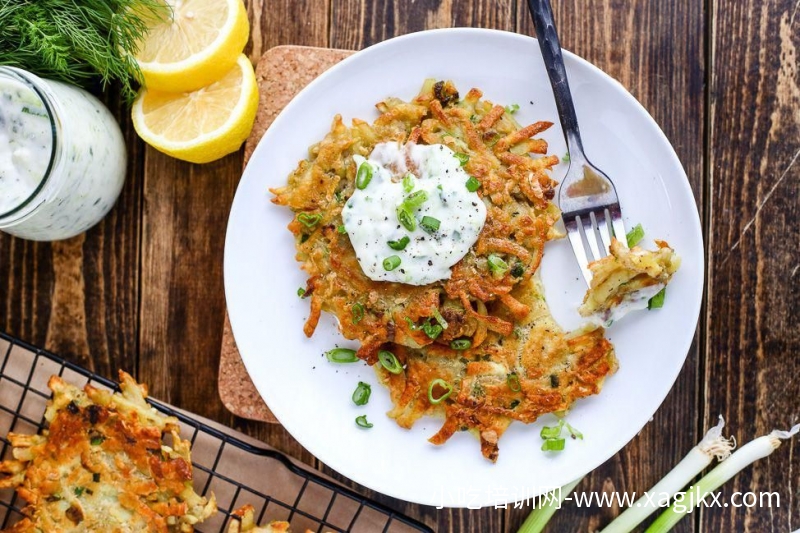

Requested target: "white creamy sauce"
[
  {"left": 342, "top": 142, "right": 487, "bottom": 285},
  {"left": 588, "top": 283, "right": 666, "bottom": 327},
  {"left": 0, "top": 77, "right": 53, "bottom": 214}
]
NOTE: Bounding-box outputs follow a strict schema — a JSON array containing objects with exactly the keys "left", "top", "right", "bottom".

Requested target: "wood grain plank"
[
  {"left": 509, "top": 1, "right": 705, "bottom": 531},
  {"left": 704, "top": 0, "right": 800, "bottom": 530},
  {"left": 137, "top": 0, "right": 332, "bottom": 467},
  {"left": 325, "top": 0, "right": 516, "bottom": 530},
  {"left": 0, "top": 83, "right": 143, "bottom": 379}
]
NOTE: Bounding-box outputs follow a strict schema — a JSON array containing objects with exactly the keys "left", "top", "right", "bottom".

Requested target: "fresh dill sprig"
[{"left": 0, "top": 0, "right": 170, "bottom": 102}]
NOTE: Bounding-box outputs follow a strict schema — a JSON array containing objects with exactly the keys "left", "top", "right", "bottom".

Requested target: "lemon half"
[
  {"left": 132, "top": 54, "right": 259, "bottom": 164},
  {"left": 135, "top": 0, "right": 249, "bottom": 92}
]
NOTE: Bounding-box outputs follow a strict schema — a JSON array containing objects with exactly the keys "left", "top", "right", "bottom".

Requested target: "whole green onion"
[{"left": 517, "top": 478, "right": 583, "bottom": 533}]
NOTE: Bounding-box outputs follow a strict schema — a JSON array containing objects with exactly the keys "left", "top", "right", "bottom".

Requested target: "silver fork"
[{"left": 528, "top": 0, "right": 627, "bottom": 286}]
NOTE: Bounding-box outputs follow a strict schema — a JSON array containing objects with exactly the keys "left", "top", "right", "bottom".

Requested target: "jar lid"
[{"left": 0, "top": 67, "right": 57, "bottom": 219}]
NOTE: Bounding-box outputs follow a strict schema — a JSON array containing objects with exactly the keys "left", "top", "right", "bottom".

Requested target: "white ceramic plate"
[{"left": 224, "top": 28, "right": 703, "bottom": 508}]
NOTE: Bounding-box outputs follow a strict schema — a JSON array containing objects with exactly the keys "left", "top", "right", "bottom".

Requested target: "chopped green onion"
[
  {"left": 351, "top": 303, "right": 364, "bottom": 324},
  {"left": 511, "top": 263, "right": 525, "bottom": 278},
  {"left": 541, "top": 437, "right": 566, "bottom": 452},
  {"left": 626, "top": 223, "right": 645, "bottom": 248},
  {"left": 387, "top": 236, "right": 410, "bottom": 251},
  {"left": 507, "top": 372, "right": 521, "bottom": 392},
  {"left": 378, "top": 350, "right": 403, "bottom": 374},
  {"left": 562, "top": 152, "right": 570, "bottom": 163},
  {"left": 396, "top": 206, "right": 416, "bottom": 231},
  {"left": 465, "top": 176, "right": 481, "bottom": 192},
  {"left": 504, "top": 103, "right": 520, "bottom": 114},
  {"left": 402, "top": 173, "right": 415, "bottom": 193},
  {"left": 487, "top": 254, "right": 509, "bottom": 277},
  {"left": 297, "top": 212, "right": 322, "bottom": 227},
  {"left": 648, "top": 287, "right": 666, "bottom": 309},
  {"left": 450, "top": 338, "right": 471, "bottom": 350},
  {"left": 355, "top": 415, "right": 373, "bottom": 428},
  {"left": 74, "top": 487, "right": 86, "bottom": 497},
  {"left": 420, "top": 216, "right": 440, "bottom": 233},
  {"left": 454, "top": 152, "right": 470, "bottom": 166},
  {"left": 337, "top": 224, "right": 347, "bottom": 234},
  {"left": 90, "top": 436, "right": 104, "bottom": 446},
  {"left": 383, "top": 255, "right": 401, "bottom": 271},
  {"left": 421, "top": 322, "right": 443, "bottom": 340},
  {"left": 297, "top": 287, "right": 306, "bottom": 298},
  {"left": 356, "top": 162, "right": 373, "bottom": 189},
  {"left": 403, "top": 317, "right": 419, "bottom": 330},
  {"left": 352, "top": 381, "right": 372, "bottom": 406},
  {"left": 299, "top": 233, "right": 309, "bottom": 244},
  {"left": 403, "top": 190, "right": 429, "bottom": 209},
  {"left": 540, "top": 420, "right": 565, "bottom": 440},
  {"left": 431, "top": 308, "right": 449, "bottom": 330},
  {"left": 428, "top": 379, "right": 453, "bottom": 404},
  {"left": 325, "top": 348, "right": 358, "bottom": 363},
  {"left": 565, "top": 421, "right": 584, "bottom": 440}
]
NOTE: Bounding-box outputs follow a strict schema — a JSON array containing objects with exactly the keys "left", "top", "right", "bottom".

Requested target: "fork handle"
[{"left": 527, "top": 0, "right": 585, "bottom": 159}]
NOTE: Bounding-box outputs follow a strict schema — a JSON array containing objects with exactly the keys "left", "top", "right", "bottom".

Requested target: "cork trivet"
[{"left": 219, "top": 45, "right": 354, "bottom": 423}]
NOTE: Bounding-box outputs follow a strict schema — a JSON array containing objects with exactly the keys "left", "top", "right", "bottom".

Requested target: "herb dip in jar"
[{"left": 0, "top": 67, "right": 126, "bottom": 241}]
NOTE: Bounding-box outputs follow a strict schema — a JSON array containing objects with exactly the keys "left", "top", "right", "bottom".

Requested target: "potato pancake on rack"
[
  {"left": 272, "top": 80, "right": 617, "bottom": 461},
  {"left": 0, "top": 372, "right": 216, "bottom": 532}
]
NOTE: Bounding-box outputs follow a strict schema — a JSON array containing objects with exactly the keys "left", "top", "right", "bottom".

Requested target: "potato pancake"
[
  {"left": 0, "top": 372, "right": 216, "bottom": 532},
  {"left": 272, "top": 80, "right": 617, "bottom": 461}
]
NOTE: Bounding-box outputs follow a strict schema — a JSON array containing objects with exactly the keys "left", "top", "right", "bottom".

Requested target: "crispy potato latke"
[
  {"left": 227, "top": 505, "right": 327, "bottom": 533},
  {"left": 272, "top": 80, "right": 618, "bottom": 461},
  {"left": 0, "top": 372, "right": 216, "bottom": 532}
]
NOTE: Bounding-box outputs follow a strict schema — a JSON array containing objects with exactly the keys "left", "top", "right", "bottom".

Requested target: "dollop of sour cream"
[{"left": 342, "top": 142, "right": 487, "bottom": 285}]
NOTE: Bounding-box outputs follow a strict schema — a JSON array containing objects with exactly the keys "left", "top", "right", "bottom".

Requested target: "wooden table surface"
[{"left": 2, "top": 1, "right": 798, "bottom": 531}]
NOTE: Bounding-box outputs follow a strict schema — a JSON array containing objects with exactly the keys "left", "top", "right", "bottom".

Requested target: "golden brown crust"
[
  {"left": 0, "top": 371, "right": 216, "bottom": 532},
  {"left": 226, "top": 505, "right": 319, "bottom": 533},
  {"left": 273, "top": 79, "right": 617, "bottom": 461}
]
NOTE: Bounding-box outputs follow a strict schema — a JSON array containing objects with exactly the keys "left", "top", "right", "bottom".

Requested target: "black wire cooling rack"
[{"left": 0, "top": 331, "right": 433, "bottom": 533}]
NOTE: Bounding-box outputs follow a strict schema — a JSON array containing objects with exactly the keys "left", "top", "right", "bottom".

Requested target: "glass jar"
[{"left": 0, "top": 67, "right": 127, "bottom": 241}]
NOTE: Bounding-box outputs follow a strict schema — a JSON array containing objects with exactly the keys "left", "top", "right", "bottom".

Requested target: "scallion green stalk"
[
  {"left": 517, "top": 478, "right": 582, "bottom": 533},
  {"left": 645, "top": 423, "right": 799, "bottom": 532},
  {"left": 600, "top": 416, "right": 734, "bottom": 533}
]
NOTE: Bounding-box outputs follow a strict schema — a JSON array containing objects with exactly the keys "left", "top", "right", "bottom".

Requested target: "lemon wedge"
[
  {"left": 132, "top": 54, "right": 259, "bottom": 164},
  {"left": 135, "top": 0, "right": 249, "bottom": 92}
]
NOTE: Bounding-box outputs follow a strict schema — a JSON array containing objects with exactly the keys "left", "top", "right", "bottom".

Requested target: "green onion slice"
[
  {"left": 378, "top": 350, "right": 403, "bottom": 374},
  {"left": 297, "top": 287, "right": 306, "bottom": 298},
  {"left": 356, "top": 162, "right": 373, "bottom": 189},
  {"left": 403, "top": 173, "right": 415, "bottom": 193},
  {"left": 297, "top": 212, "right": 322, "bottom": 227},
  {"left": 565, "top": 421, "right": 584, "bottom": 440},
  {"left": 383, "top": 255, "right": 401, "bottom": 271},
  {"left": 541, "top": 437, "right": 566, "bottom": 452},
  {"left": 420, "top": 216, "right": 440, "bottom": 233},
  {"left": 90, "top": 436, "right": 104, "bottom": 446},
  {"left": 352, "top": 381, "right": 372, "bottom": 406},
  {"left": 421, "top": 322, "right": 443, "bottom": 340},
  {"left": 355, "top": 415, "right": 373, "bottom": 428},
  {"left": 648, "top": 287, "right": 666, "bottom": 309},
  {"left": 626, "top": 223, "right": 645, "bottom": 247},
  {"left": 487, "top": 254, "right": 509, "bottom": 277},
  {"left": 465, "top": 176, "right": 481, "bottom": 192},
  {"left": 450, "top": 338, "right": 472, "bottom": 350},
  {"left": 431, "top": 308, "right": 449, "bottom": 329},
  {"left": 540, "top": 419, "right": 565, "bottom": 440},
  {"left": 337, "top": 224, "right": 347, "bottom": 234},
  {"left": 325, "top": 348, "right": 358, "bottom": 363},
  {"left": 396, "top": 206, "right": 416, "bottom": 231},
  {"left": 428, "top": 378, "right": 453, "bottom": 404},
  {"left": 454, "top": 152, "right": 470, "bottom": 166},
  {"left": 562, "top": 152, "right": 570, "bottom": 163},
  {"left": 387, "top": 235, "right": 410, "bottom": 251},
  {"left": 351, "top": 303, "right": 364, "bottom": 324},
  {"left": 504, "top": 103, "right": 520, "bottom": 114},
  {"left": 507, "top": 372, "right": 521, "bottom": 392},
  {"left": 510, "top": 263, "right": 525, "bottom": 278},
  {"left": 402, "top": 190, "right": 429, "bottom": 209}
]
